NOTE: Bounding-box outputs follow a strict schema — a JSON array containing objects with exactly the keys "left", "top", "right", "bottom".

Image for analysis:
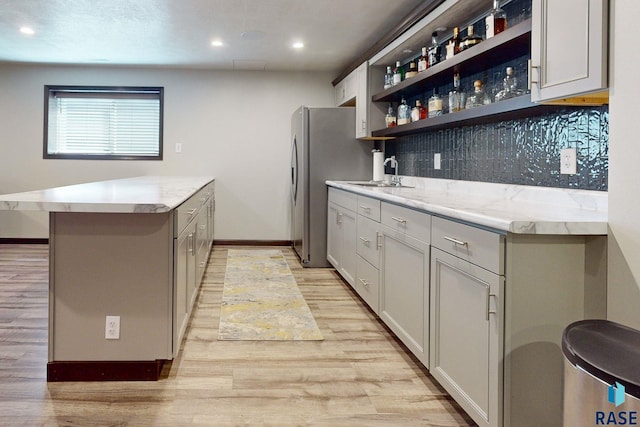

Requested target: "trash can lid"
[{"left": 563, "top": 319, "right": 640, "bottom": 399}]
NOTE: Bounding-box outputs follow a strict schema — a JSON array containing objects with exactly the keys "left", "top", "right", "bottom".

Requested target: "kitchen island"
[
  {"left": 326, "top": 177, "right": 607, "bottom": 427},
  {"left": 0, "top": 176, "right": 215, "bottom": 381}
]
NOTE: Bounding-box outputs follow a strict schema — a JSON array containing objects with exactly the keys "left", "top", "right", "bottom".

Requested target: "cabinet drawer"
[
  {"left": 381, "top": 202, "right": 431, "bottom": 243},
  {"left": 356, "top": 256, "right": 379, "bottom": 314},
  {"left": 175, "top": 196, "right": 200, "bottom": 236},
  {"left": 357, "top": 195, "right": 381, "bottom": 222},
  {"left": 431, "top": 216, "right": 504, "bottom": 275},
  {"left": 328, "top": 187, "right": 357, "bottom": 212},
  {"left": 357, "top": 215, "right": 380, "bottom": 268}
]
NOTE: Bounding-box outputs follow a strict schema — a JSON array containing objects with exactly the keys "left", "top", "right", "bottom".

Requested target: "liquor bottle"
[
  {"left": 448, "top": 72, "right": 465, "bottom": 113},
  {"left": 417, "top": 47, "right": 428, "bottom": 72},
  {"left": 385, "top": 103, "right": 397, "bottom": 128},
  {"left": 486, "top": 0, "right": 507, "bottom": 38},
  {"left": 397, "top": 97, "right": 410, "bottom": 125},
  {"left": 452, "top": 27, "right": 461, "bottom": 55},
  {"left": 460, "top": 25, "right": 483, "bottom": 51},
  {"left": 392, "top": 61, "right": 405, "bottom": 86},
  {"left": 494, "top": 66, "right": 523, "bottom": 102},
  {"left": 465, "top": 80, "right": 492, "bottom": 109},
  {"left": 428, "top": 89, "right": 443, "bottom": 118},
  {"left": 427, "top": 32, "right": 442, "bottom": 67},
  {"left": 411, "top": 100, "right": 427, "bottom": 122},
  {"left": 384, "top": 66, "right": 393, "bottom": 90},
  {"left": 405, "top": 59, "right": 418, "bottom": 79}
]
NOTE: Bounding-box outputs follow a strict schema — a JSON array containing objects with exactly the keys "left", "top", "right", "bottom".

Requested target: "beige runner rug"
[{"left": 217, "top": 249, "right": 323, "bottom": 341}]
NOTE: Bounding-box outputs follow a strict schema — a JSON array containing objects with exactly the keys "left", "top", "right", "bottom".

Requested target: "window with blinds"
[{"left": 44, "top": 86, "right": 163, "bottom": 160}]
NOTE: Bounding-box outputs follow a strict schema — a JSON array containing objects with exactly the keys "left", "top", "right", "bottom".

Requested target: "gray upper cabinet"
[{"left": 530, "top": 0, "right": 608, "bottom": 104}]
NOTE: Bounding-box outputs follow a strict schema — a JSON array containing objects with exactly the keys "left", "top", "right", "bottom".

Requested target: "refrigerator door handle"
[{"left": 290, "top": 135, "right": 298, "bottom": 203}]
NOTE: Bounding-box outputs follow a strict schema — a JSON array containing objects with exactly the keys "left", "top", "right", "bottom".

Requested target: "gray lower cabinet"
[
  {"left": 327, "top": 189, "right": 358, "bottom": 286},
  {"left": 173, "top": 219, "right": 197, "bottom": 356},
  {"left": 355, "top": 195, "right": 382, "bottom": 313},
  {"left": 379, "top": 202, "right": 431, "bottom": 368}
]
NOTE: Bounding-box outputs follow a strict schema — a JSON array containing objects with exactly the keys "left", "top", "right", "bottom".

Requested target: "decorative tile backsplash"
[{"left": 384, "top": 106, "right": 609, "bottom": 191}]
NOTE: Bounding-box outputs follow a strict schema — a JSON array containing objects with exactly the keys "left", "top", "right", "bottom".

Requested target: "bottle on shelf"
[
  {"left": 494, "top": 66, "right": 523, "bottom": 102},
  {"left": 385, "top": 103, "right": 397, "bottom": 128},
  {"left": 411, "top": 99, "right": 427, "bottom": 122},
  {"left": 397, "top": 97, "right": 411, "bottom": 125},
  {"left": 448, "top": 72, "right": 465, "bottom": 113},
  {"left": 427, "top": 32, "right": 442, "bottom": 67},
  {"left": 465, "top": 80, "right": 492, "bottom": 109},
  {"left": 428, "top": 89, "right": 443, "bottom": 118},
  {"left": 384, "top": 66, "right": 394, "bottom": 90},
  {"left": 452, "top": 27, "right": 462, "bottom": 55},
  {"left": 460, "top": 25, "right": 483, "bottom": 51},
  {"left": 405, "top": 59, "right": 418, "bottom": 79},
  {"left": 418, "top": 47, "right": 428, "bottom": 72},
  {"left": 486, "top": 0, "right": 507, "bottom": 39},
  {"left": 392, "top": 61, "right": 405, "bottom": 86}
]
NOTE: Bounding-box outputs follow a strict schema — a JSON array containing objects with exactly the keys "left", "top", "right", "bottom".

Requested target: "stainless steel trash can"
[{"left": 562, "top": 320, "right": 640, "bottom": 426}]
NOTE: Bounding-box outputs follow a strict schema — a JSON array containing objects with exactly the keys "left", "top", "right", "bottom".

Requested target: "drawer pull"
[
  {"left": 186, "top": 208, "right": 197, "bottom": 216},
  {"left": 359, "top": 236, "right": 370, "bottom": 246},
  {"left": 444, "top": 236, "right": 468, "bottom": 246},
  {"left": 391, "top": 216, "right": 407, "bottom": 225},
  {"left": 337, "top": 212, "right": 343, "bottom": 224},
  {"left": 359, "top": 278, "right": 370, "bottom": 287},
  {"left": 360, "top": 205, "right": 371, "bottom": 213},
  {"left": 376, "top": 232, "right": 382, "bottom": 248}
]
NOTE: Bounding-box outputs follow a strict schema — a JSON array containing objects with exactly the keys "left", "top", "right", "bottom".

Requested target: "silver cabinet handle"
[
  {"left": 443, "top": 236, "right": 468, "bottom": 246},
  {"left": 376, "top": 232, "right": 382, "bottom": 248},
  {"left": 359, "top": 278, "right": 370, "bottom": 287},
  {"left": 359, "top": 236, "right": 370, "bottom": 246},
  {"left": 186, "top": 208, "right": 197, "bottom": 216},
  {"left": 337, "top": 212, "right": 343, "bottom": 224},
  {"left": 359, "top": 205, "right": 371, "bottom": 213},
  {"left": 361, "top": 119, "right": 366, "bottom": 131},
  {"left": 486, "top": 288, "right": 497, "bottom": 321},
  {"left": 200, "top": 261, "right": 206, "bottom": 268},
  {"left": 528, "top": 59, "right": 539, "bottom": 90},
  {"left": 391, "top": 216, "right": 407, "bottom": 224},
  {"left": 188, "top": 233, "right": 194, "bottom": 254}
]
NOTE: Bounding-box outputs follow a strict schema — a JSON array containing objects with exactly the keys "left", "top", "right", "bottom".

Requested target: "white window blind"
[{"left": 44, "top": 86, "right": 163, "bottom": 160}]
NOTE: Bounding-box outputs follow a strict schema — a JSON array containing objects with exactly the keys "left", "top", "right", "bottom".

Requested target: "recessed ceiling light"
[
  {"left": 292, "top": 41, "right": 304, "bottom": 49},
  {"left": 211, "top": 39, "right": 224, "bottom": 47},
  {"left": 20, "top": 26, "right": 35, "bottom": 35}
]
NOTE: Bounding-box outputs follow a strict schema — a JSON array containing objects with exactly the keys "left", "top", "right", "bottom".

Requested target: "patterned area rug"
[{"left": 218, "top": 249, "right": 323, "bottom": 341}]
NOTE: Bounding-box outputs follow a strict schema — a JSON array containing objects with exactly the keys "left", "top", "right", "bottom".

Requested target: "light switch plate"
[{"left": 560, "top": 148, "right": 577, "bottom": 175}]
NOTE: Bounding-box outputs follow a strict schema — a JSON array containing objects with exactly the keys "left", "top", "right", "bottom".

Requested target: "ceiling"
[{"left": 0, "top": 0, "right": 423, "bottom": 73}]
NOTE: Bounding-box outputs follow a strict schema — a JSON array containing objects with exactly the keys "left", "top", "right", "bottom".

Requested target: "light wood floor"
[{"left": 0, "top": 244, "right": 475, "bottom": 426}]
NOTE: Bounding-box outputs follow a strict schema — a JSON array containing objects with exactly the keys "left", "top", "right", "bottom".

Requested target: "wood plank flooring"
[{"left": 0, "top": 244, "right": 476, "bottom": 426}]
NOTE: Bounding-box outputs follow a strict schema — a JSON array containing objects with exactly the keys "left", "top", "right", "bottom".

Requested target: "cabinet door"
[
  {"left": 530, "top": 0, "right": 608, "bottom": 102},
  {"left": 174, "top": 221, "right": 196, "bottom": 356},
  {"left": 327, "top": 201, "right": 342, "bottom": 270},
  {"left": 340, "top": 207, "right": 357, "bottom": 287},
  {"left": 355, "top": 62, "right": 368, "bottom": 139},
  {"left": 430, "top": 247, "right": 503, "bottom": 427},
  {"left": 379, "top": 225, "right": 429, "bottom": 367}
]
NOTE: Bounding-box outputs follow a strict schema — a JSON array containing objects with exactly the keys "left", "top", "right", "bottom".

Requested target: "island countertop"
[
  {"left": 327, "top": 177, "right": 608, "bottom": 235},
  {"left": 0, "top": 176, "right": 215, "bottom": 213}
]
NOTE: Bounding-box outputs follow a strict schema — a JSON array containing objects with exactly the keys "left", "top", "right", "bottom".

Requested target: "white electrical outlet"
[
  {"left": 560, "top": 148, "right": 577, "bottom": 175},
  {"left": 175, "top": 143, "right": 182, "bottom": 153},
  {"left": 105, "top": 315, "right": 120, "bottom": 340},
  {"left": 434, "top": 153, "right": 441, "bottom": 170}
]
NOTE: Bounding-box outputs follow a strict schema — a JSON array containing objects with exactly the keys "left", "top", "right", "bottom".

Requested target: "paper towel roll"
[{"left": 373, "top": 151, "right": 385, "bottom": 182}]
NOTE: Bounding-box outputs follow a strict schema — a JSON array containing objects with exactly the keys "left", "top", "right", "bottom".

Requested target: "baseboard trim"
[
  {"left": 47, "top": 360, "right": 167, "bottom": 382},
  {"left": 0, "top": 238, "right": 49, "bottom": 245},
  {"left": 213, "top": 239, "right": 292, "bottom": 247}
]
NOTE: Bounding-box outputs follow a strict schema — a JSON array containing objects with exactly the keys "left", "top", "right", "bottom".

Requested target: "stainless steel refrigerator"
[{"left": 290, "top": 106, "right": 373, "bottom": 267}]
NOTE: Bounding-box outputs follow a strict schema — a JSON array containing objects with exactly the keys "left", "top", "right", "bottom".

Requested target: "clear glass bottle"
[
  {"left": 383, "top": 66, "right": 393, "bottom": 90},
  {"left": 418, "top": 47, "right": 428, "bottom": 72},
  {"left": 428, "top": 32, "right": 442, "bottom": 67},
  {"left": 494, "top": 66, "right": 523, "bottom": 102},
  {"left": 392, "top": 61, "right": 405, "bottom": 86},
  {"left": 465, "top": 80, "right": 492, "bottom": 109},
  {"left": 428, "top": 89, "right": 443, "bottom": 118},
  {"left": 486, "top": 0, "right": 507, "bottom": 38},
  {"left": 411, "top": 99, "right": 427, "bottom": 122},
  {"left": 405, "top": 59, "right": 418, "bottom": 79},
  {"left": 385, "top": 103, "right": 397, "bottom": 128},
  {"left": 460, "top": 25, "right": 483, "bottom": 51},
  {"left": 397, "top": 97, "right": 411, "bottom": 125},
  {"left": 448, "top": 72, "right": 465, "bottom": 113}
]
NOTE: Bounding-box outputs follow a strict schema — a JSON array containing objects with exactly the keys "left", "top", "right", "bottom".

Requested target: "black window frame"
[{"left": 43, "top": 85, "right": 164, "bottom": 161}]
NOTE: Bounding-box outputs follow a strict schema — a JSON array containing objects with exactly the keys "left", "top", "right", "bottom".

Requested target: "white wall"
[
  {"left": 608, "top": 1, "right": 640, "bottom": 330},
  {"left": 0, "top": 64, "right": 335, "bottom": 240}
]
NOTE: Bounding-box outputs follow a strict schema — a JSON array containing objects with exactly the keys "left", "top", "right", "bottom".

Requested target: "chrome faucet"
[{"left": 383, "top": 156, "right": 402, "bottom": 186}]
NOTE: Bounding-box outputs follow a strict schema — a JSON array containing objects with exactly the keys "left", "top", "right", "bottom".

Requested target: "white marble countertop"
[
  {"left": 0, "top": 176, "right": 215, "bottom": 213},
  {"left": 327, "top": 177, "right": 608, "bottom": 235}
]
